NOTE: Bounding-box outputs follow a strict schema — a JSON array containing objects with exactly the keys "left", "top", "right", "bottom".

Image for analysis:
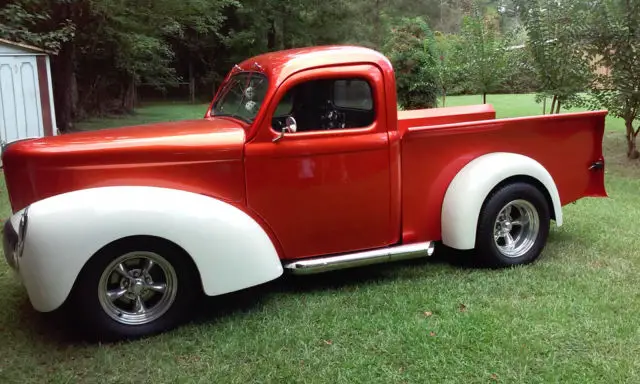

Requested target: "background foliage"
[
  {"left": 580, "top": 0, "right": 640, "bottom": 159},
  {"left": 513, "top": 0, "right": 593, "bottom": 114},
  {"left": 1, "top": 0, "right": 526, "bottom": 126},
  {"left": 382, "top": 17, "right": 439, "bottom": 109},
  {"left": 1, "top": 0, "right": 639, "bottom": 157}
]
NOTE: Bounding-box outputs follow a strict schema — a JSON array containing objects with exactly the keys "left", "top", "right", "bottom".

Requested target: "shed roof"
[{"left": 0, "top": 38, "right": 50, "bottom": 55}]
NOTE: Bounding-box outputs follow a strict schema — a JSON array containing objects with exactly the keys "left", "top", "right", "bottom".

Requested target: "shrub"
[{"left": 383, "top": 17, "right": 439, "bottom": 109}]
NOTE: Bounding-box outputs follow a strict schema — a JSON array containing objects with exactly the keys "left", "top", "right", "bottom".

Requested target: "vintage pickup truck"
[{"left": 1, "top": 45, "right": 607, "bottom": 340}]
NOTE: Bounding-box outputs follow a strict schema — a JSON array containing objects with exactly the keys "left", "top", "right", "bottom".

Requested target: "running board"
[{"left": 283, "top": 241, "right": 436, "bottom": 275}]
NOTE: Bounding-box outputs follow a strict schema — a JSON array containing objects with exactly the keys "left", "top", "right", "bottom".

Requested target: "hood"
[
  {"left": 2, "top": 118, "right": 248, "bottom": 212},
  {"left": 4, "top": 117, "right": 246, "bottom": 155}
]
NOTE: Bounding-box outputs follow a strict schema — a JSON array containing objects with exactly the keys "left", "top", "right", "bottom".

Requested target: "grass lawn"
[
  {"left": 74, "top": 101, "right": 211, "bottom": 131},
  {"left": 2, "top": 94, "right": 640, "bottom": 383}
]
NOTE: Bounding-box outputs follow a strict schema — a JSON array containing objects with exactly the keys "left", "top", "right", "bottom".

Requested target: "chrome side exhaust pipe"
[{"left": 283, "top": 241, "right": 435, "bottom": 275}]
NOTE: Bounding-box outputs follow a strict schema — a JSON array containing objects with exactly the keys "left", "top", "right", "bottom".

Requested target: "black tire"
[
  {"left": 475, "top": 182, "right": 551, "bottom": 268},
  {"left": 67, "top": 236, "right": 201, "bottom": 341}
]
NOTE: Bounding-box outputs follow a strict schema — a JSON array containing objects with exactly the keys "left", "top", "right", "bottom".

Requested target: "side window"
[
  {"left": 271, "top": 77, "right": 376, "bottom": 133},
  {"left": 334, "top": 80, "right": 374, "bottom": 111}
]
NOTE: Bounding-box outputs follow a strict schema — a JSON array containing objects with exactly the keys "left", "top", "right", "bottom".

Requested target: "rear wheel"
[
  {"left": 68, "top": 236, "right": 200, "bottom": 341},
  {"left": 475, "top": 182, "right": 551, "bottom": 267}
]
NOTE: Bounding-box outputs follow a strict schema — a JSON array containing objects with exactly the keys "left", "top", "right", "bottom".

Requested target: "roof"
[
  {"left": 0, "top": 38, "right": 51, "bottom": 55},
  {"left": 237, "top": 45, "right": 394, "bottom": 86}
]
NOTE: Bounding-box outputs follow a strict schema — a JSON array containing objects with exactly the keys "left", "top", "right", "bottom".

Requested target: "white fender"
[
  {"left": 441, "top": 152, "right": 563, "bottom": 250},
  {"left": 13, "top": 186, "right": 283, "bottom": 312}
]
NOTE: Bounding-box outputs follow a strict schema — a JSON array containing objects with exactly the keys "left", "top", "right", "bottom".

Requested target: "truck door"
[{"left": 244, "top": 64, "right": 398, "bottom": 260}]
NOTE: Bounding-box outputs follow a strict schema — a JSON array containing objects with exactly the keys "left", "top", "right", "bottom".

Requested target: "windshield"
[{"left": 212, "top": 72, "right": 269, "bottom": 123}]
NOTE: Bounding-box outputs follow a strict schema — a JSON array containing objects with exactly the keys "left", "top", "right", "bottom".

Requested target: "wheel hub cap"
[
  {"left": 98, "top": 251, "right": 178, "bottom": 326},
  {"left": 493, "top": 199, "right": 540, "bottom": 258},
  {"left": 131, "top": 279, "right": 145, "bottom": 295}
]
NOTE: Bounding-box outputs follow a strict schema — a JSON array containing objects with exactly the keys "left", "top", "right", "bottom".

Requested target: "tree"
[
  {"left": 383, "top": 17, "right": 439, "bottom": 109},
  {"left": 499, "top": 26, "right": 539, "bottom": 95},
  {"left": 0, "top": 2, "right": 75, "bottom": 53},
  {"left": 581, "top": 0, "right": 640, "bottom": 159},
  {"left": 514, "top": 0, "right": 592, "bottom": 114},
  {"left": 0, "top": 0, "right": 526, "bottom": 127},
  {"left": 433, "top": 32, "right": 464, "bottom": 106},
  {"left": 0, "top": 0, "right": 82, "bottom": 130},
  {"left": 458, "top": 2, "right": 511, "bottom": 104}
]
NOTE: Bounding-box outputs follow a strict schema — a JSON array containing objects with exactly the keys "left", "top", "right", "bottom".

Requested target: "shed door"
[{"left": 0, "top": 55, "right": 44, "bottom": 143}]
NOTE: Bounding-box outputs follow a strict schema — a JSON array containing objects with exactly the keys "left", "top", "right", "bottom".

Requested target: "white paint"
[
  {"left": 441, "top": 152, "right": 563, "bottom": 250},
  {"left": 45, "top": 56, "right": 57, "bottom": 135},
  {"left": 0, "top": 55, "right": 44, "bottom": 143},
  {"left": 8, "top": 186, "right": 284, "bottom": 312},
  {"left": 0, "top": 44, "right": 45, "bottom": 56}
]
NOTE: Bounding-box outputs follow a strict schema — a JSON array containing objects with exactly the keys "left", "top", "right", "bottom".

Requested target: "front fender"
[
  {"left": 441, "top": 152, "right": 563, "bottom": 250},
  {"left": 16, "top": 186, "right": 283, "bottom": 312}
]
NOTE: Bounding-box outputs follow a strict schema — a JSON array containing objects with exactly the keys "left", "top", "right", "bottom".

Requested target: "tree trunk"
[
  {"left": 542, "top": 97, "right": 546, "bottom": 115},
  {"left": 555, "top": 100, "right": 561, "bottom": 114},
  {"left": 189, "top": 61, "right": 195, "bottom": 104},
  {"left": 625, "top": 120, "right": 640, "bottom": 159},
  {"left": 442, "top": 88, "right": 446, "bottom": 107},
  {"left": 281, "top": 14, "right": 289, "bottom": 49},
  {"left": 51, "top": 41, "right": 77, "bottom": 132},
  {"left": 550, "top": 95, "right": 557, "bottom": 115},
  {"left": 267, "top": 17, "right": 277, "bottom": 51},
  {"left": 482, "top": 92, "right": 486, "bottom": 104},
  {"left": 122, "top": 75, "right": 136, "bottom": 112},
  {"left": 373, "top": 0, "right": 382, "bottom": 47}
]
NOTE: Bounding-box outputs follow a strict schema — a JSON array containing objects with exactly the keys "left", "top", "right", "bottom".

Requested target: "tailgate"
[{"left": 543, "top": 111, "right": 608, "bottom": 202}]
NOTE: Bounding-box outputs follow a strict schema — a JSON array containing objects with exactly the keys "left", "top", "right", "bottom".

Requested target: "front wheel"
[
  {"left": 67, "top": 236, "right": 200, "bottom": 341},
  {"left": 475, "top": 182, "right": 551, "bottom": 267}
]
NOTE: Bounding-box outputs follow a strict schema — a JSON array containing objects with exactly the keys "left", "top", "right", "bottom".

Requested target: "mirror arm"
[
  {"left": 272, "top": 116, "right": 297, "bottom": 143},
  {"left": 273, "top": 131, "right": 285, "bottom": 143}
]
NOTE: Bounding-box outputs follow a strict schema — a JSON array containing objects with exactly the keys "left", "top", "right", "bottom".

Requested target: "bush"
[{"left": 383, "top": 17, "right": 439, "bottom": 109}]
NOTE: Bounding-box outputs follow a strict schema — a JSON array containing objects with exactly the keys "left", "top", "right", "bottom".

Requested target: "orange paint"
[
  {"left": 1, "top": 45, "right": 608, "bottom": 261},
  {"left": 399, "top": 111, "right": 608, "bottom": 244},
  {"left": 2, "top": 118, "right": 248, "bottom": 211}
]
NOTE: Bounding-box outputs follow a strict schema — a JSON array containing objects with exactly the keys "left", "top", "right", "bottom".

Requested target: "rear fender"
[
  {"left": 18, "top": 186, "right": 283, "bottom": 311},
  {"left": 441, "top": 152, "right": 563, "bottom": 250}
]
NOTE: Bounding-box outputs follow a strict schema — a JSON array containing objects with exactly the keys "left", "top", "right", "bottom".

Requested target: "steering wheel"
[{"left": 321, "top": 101, "right": 344, "bottom": 129}]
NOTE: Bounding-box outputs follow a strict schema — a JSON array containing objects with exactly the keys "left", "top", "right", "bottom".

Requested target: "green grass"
[
  {"left": 75, "top": 93, "right": 627, "bottom": 132},
  {"left": 441, "top": 93, "right": 626, "bottom": 131},
  {"left": 2, "top": 94, "right": 640, "bottom": 383},
  {"left": 75, "top": 101, "right": 210, "bottom": 131}
]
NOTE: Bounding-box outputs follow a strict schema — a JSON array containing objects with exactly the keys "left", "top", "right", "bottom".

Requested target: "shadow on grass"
[
  {"left": 2, "top": 292, "right": 91, "bottom": 347},
  {"left": 186, "top": 230, "right": 579, "bottom": 330},
  {"left": 10, "top": 243, "right": 472, "bottom": 344},
  {"left": 189, "top": 243, "right": 502, "bottom": 324},
  {"left": 8, "top": 232, "right": 578, "bottom": 345}
]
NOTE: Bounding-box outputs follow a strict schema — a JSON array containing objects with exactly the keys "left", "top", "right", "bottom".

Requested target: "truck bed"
[{"left": 399, "top": 109, "right": 608, "bottom": 243}]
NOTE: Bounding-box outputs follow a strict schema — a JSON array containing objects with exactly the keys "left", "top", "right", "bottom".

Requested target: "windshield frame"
[{"left": 210, "top": 71, "right": 269, "bottom": 124}]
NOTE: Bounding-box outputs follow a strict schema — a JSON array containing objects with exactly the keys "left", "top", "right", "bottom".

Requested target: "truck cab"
[{"left": 211, "top": 48, "right": 400, "bottom": 260}]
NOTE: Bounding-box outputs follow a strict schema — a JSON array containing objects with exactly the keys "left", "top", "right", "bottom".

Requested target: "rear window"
[{"left": 333, "top": 79, "right": 373, "bottom": 110}]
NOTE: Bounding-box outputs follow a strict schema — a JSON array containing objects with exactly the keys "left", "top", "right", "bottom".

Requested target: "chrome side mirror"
[
  {"left": 285, "top": 116, "right": 297, "bottom": 133},
  {"left": 273, "top": 116, "right": 298, "bottom": 142}
]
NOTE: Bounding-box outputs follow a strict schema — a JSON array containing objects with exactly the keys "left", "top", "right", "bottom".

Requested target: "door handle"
[{"left": 589, "top": 160, "right": 604, "bottom": 171}]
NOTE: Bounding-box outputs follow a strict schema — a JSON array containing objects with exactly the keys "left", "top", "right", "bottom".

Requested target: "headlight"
[{"left": 16, "top": 206, "right": 29, "bottom": 257}]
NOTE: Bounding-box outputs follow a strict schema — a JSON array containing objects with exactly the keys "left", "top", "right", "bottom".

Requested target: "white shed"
[{"left": 0, "top": 38, "right": 57, "bottom": 146}]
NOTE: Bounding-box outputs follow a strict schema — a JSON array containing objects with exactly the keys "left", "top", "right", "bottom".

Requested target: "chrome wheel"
[
  {"left": 493, "top": 199, "right": 540, "bottom": 258},
  {"left": 98, "top": 251, "right": 178, "bottom": 326}
]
